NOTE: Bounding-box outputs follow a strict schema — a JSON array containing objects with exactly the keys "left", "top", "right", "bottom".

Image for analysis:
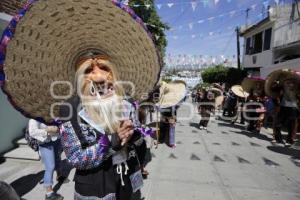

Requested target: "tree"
[
  {"left": 226, "top": 68, "right": 247, "bottom": 86},
  {"left": 128, "top": 0, "right": 169, "bottom": 59},
  {"left": 201, "top": 65, "right": 228, "bottom": 84},
  {"left": 201, "top": 65, "right": 247, "bottom": 88},
  {"left": 162, "top": 78, "right": 172, "bottom": 83}
]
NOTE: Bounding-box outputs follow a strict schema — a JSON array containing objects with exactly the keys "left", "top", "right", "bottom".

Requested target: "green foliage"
[
  {"left": 162, "top": 78, "right": 172, "bottom": 83},
  {"left": 194, "top": 82, "right": 211, "bottom": 90},
  {"left": 201, "top": 65, "right": 247, "bottom": 88},
  {"left": 226, "top": 67, "right": 248, "bottom": 86},
  {"left": 201, "top": 65, "right": 228, "bottom": 84},
  {"left": 128, "top": 0, "right": 169, "bottom": 58}
]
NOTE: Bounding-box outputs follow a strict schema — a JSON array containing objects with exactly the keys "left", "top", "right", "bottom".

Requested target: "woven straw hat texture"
[
  {"left": 157, "top": 80, "right": 187, "bottom": 109},
  {"left": 3, "top": 0, "right": 161, "bottom": 123},
  {"left": 265, "top": 69, "right": 300, "bottom": 98},
  {"left": 209, "top": 87, "right": 222, "bottom": 97},
  {"left": 241, "top": 77, "right": 265, "bottom": 93},
  {"left": 231, "top": 85, "right": 249, "bottom": 98}
]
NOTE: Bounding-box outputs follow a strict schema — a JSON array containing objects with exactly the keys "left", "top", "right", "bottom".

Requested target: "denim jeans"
[{"left": 39, "top": 139, "right": 62, "bottom": 187}]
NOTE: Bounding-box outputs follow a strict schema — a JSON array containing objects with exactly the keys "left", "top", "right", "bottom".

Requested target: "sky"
[{"left": 155, "top": 0, "right": 292, "bottom": 57}]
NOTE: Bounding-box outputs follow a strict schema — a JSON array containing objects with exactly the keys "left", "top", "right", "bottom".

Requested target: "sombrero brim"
[
  {"left": 209, "top": 87, "right": 223, "bottom": 97},
  {"left": 265, "top": 69, "right": 300, "bottom": 98},
  {"left": 215, "top": 95, "right": 224, "bottom": 108},
  {"left": 212, "top": 83, "right": 223, "bottom": 91},
  {"left": 157, "top": 80, "right": 187, "bottom": 109},
  {"left": 0, "top": 0, "right": 161, "bottom": 123},
  {"left": 241, "top": 77, "right": 265, "bottom": 93},
  {"left": 231, "top": 85, "right": 249, "bottom": 98}
]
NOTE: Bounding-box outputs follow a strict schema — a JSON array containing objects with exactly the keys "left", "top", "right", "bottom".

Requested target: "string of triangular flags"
[
  {"left": 120, "top": 0, "right": 284, "bottom": 10},
  {"left": 144, "top": 0, "right": 286, "bottom": 33},
  {"left": 164, "top": 54, "right": 237, "bottom": 68},
  {"left": 167, "top": 28, "right": 235, "bottom": 40},
  {"left": 165, "top": 7, "right": 270, "bottom": 41},
  {"left": 152, "top": 9, "right": 265, "bottom": 41}
]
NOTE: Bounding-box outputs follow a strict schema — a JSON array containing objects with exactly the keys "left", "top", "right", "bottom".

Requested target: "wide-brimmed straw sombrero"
[
  {"left": 0, "top": 0, "right": 161, "bottom": 123},
  {"left": 265, "top": 69, "right": 300, "bottom": 98},
  {"left": 241, "top": 77, "right": 265, "bottom": 93},
  {"left": 209, "top": 87, "right": 223, "bottom": 97},
  {"left": 157, "top": 80, "right": 187, "bottom": 109},
  {"left": 231, "top": 85, "right": 249, "bottom": 98}
]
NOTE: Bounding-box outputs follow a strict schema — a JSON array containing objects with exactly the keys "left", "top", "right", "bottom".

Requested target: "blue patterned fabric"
[{"left": 60, "top": 122, "right": 111, "bottom": 170}]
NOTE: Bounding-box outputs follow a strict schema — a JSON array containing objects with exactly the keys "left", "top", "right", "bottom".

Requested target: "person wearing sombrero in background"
[
  {"left": 197, "top": 88, "right": 215, "bottom": 130},
  {"left": 242, "top": 77, "right": 266, "bottom": 134},
  {"left": 156, "top": 81, "right": 187, "bottom": 147},
  {"left": 0, "top": 0, "right": 161, "bottom": 199},
  {"left": 265, "top": 69, "right": 300, "bottom": 145},
  {"left": 229, "top": 85, "right": 249, "bottom": 125},
  {"left": 222, "top": 89, "right": 238, "bottom": 119}
]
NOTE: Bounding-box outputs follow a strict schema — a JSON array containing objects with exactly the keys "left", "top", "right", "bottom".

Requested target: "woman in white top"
[{"left": 28, "top": 119, "right": 64, "bottom": 200}]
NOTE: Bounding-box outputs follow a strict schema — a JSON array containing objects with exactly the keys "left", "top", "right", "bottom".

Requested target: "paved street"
[{"left": 0, "top": 100, "right": 300, "bottom": 200}]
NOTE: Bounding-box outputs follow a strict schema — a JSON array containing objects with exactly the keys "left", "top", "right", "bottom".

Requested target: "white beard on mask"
[{"left": 83, "top": 93, "right": 125, "bottom": 134}]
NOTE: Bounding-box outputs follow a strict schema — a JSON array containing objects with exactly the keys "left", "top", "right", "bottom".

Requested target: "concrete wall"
[
  {"left": 243, "top": 50, "right": 273, "bottom": 69},
  {"left": 0, "top": 90, "right": 28, "bottom": 154},
  {"left": 241, "top": 21, "right": 274, "bottom": 71},
  {"left": 0, "top": 14, "right": 28, "bottom": 154},
  {"left": 261, "top": 57, "right": 300, "bottom": 78},
  {"left": 272, "top": 3, "right": 300, "bottom": 48}
]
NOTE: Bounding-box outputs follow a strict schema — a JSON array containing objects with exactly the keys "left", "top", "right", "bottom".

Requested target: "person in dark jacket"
[
  {"left": 59, "top": 57, "right": 147, "bottom": 200},
  {"left": 198, "top": 89, "right": 215, "bottom": 130},
  {"left": 273, "top": 78, "right": 300, "bottom": 145},
  {"left": 159, "top": 106, "right": 177, "bottom": 147}
]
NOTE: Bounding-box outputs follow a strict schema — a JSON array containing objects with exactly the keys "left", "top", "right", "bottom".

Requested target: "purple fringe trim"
[
  {"left": 246, "top": 76, "right": 265, "bottom": 81},
  {"left": 137, "top": 127, "right": 155, "bottom": 137},
  {"left": 98, "top": 134, "right": 110, "bottom": 154}
]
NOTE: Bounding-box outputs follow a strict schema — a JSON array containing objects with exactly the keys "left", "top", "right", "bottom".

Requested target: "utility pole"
[
  {"left": 245, "top": 8, "right": 250, "bottom": 28},
  {"left": 235, "top": 26, "right": 241, "bottom": 70}
]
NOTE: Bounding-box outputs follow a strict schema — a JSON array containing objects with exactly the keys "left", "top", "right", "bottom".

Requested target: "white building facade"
[{"left": 241, "top": 3, "right": 300, "bottom": 78}]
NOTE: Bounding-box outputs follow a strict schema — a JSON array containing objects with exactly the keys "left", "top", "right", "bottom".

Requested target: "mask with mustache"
[{"left": 82, "top": 81, "right": 125, "bottom": 134}]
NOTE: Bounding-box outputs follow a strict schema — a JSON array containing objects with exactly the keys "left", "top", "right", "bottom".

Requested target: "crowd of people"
[{"left": 192, "top": 70, "right": 300, "bottom": 147}]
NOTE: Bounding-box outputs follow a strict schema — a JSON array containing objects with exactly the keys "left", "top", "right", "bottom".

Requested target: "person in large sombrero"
[
  {"left": 228, "top": 85, "right": 249, "bottom": 124},
  {"left": 242, "top": 77, "right": 266, "bottom": 133},
  {"left": 156, "top": 80, "right": 187, "bottom": 147},
  {"left": 197, "top": 88, "right": 215, "bottom": 130},
  {"left": 265, "top": 69, "right": 300, "bottom": 145},
  {"left": 223, "top": 87, "right": 240, "bottom": 118},
  {"left": 0, "top": 0, "right": 161, "bottom": 199}
]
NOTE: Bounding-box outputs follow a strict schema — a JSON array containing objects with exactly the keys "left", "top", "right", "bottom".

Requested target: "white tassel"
[
  {"left": 117, "top": 164, "right": 125, "bottom": 186},
  {"left": 124, "top": 162, "right": 129, "bottom": 175}
]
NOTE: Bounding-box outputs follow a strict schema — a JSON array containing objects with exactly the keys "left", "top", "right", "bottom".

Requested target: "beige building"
[{"left": 240, "top": 2, "right": 300, "bottom": 78}]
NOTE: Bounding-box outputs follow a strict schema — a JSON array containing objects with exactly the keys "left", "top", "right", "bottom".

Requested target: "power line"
[{"left": 221, "top": 31, "right": 235, "bottom": 55}]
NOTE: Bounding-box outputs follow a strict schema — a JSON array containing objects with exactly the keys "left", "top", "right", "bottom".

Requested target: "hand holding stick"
[{"left": 117, "top": 120, "right": 134, "bottom": 146}]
